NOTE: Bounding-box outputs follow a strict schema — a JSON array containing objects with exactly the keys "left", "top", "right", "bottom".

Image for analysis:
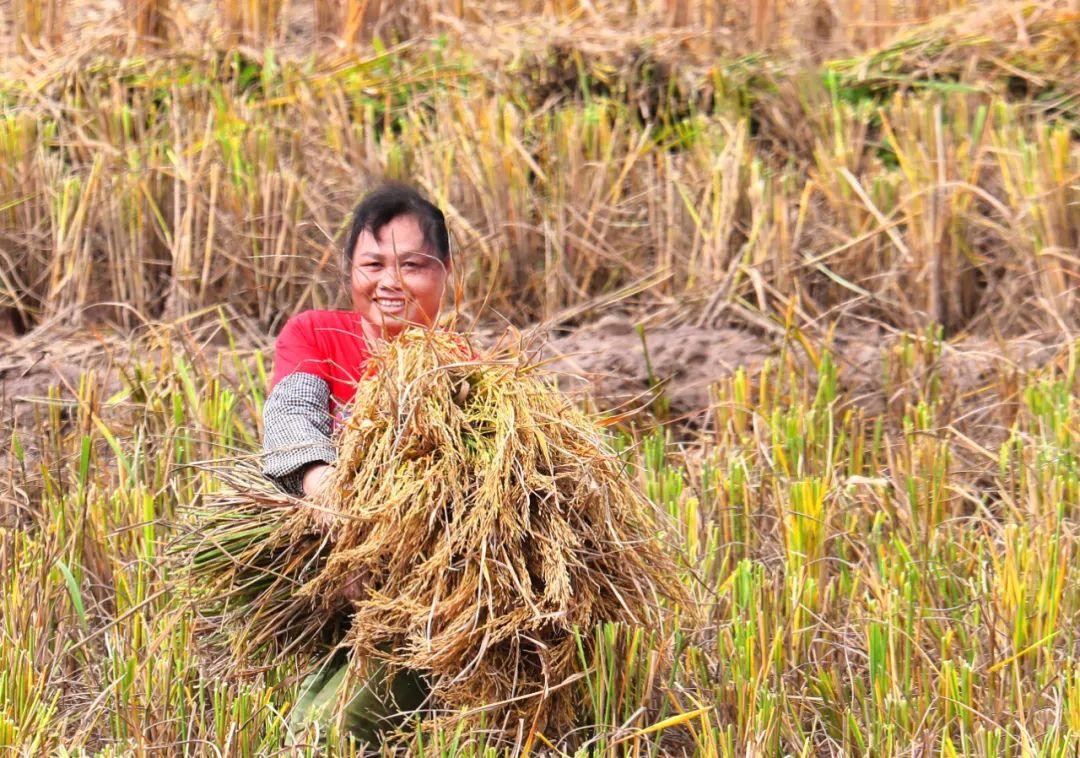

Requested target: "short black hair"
[{"left": 343, "top": 182, "right": 450, "bottom": 265}]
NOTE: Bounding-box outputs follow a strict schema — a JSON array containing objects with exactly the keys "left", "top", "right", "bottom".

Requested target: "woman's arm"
[{"left": 261, "top": 372, "right": 337, "bottom": 496}]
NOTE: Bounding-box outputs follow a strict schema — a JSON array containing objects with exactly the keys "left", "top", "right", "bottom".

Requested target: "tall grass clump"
[
  {"left": 9, "top": 0, "right": 64, "bottom": 52},
  {"left": 221, "top": 0, "right": 287, "bottom": 44},
  {"left": 2, "top": 2, "right": 1076, "bottom": 335}
]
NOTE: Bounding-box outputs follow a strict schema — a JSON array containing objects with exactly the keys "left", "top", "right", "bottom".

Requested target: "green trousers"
[{"left": 288, "top": 651, "right": 429, "bottom": 747}]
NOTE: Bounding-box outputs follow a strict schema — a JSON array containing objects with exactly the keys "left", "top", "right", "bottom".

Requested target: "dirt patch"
[
  {"left": 0, "top": 331, "right": 117, "bottom": 431},
  {"left": 1, "top": 317, "right": 1067, "bottom": 447},
  {"left": 544, "top": 317, "right": 1067, "bottom": 435},
  {"left": 544, "top": 316, "right": 776, "bottom": 421}
]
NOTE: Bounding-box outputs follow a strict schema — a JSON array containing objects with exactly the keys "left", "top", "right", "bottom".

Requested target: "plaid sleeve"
[{"left": 261, "top": 372, "right": 337, "bottom": 496}]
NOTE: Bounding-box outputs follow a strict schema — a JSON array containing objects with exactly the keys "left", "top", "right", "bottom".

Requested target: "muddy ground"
[
  {"left": 543, "top": 317, "right": 1062, "bottom": 432},
  {"left": 2, "top": 316, "right": 1064, "bottom": 457}
]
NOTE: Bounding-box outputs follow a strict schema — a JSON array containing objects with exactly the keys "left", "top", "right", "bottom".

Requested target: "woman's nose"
[{"left": 380, "top": 262, "right": 404, "bottom": 289}]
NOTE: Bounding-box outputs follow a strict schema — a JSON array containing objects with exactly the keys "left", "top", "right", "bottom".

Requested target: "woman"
[{"left": 261, "top": 182, "right": 452, "bottom": 744}]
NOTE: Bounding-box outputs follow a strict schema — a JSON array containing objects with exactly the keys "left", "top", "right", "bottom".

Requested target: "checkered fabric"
[{"left": 261, "top": 371, "right": 337, "bottom": 496}]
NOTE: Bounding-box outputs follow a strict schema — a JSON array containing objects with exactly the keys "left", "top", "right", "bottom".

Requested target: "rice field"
[{"left": 2, "top": 0, "right": 1079, "bottom": 755}]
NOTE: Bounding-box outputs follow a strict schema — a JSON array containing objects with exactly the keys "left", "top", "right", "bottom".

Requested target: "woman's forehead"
[{"left": 358, "top": 216, "right": 426, "bottom": 250}]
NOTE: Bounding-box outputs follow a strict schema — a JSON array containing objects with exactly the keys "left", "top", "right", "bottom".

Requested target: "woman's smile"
[{"left": 373, "top": 296, "right": 407, "bottom": 314}]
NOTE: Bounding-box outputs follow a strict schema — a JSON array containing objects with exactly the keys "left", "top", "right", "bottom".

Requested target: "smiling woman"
[
  {"left": 258, "top": 182, "right": 452, "bottom": 744},
  {"left": 260, "top": 183, "right": 452, "bottom": 499}
]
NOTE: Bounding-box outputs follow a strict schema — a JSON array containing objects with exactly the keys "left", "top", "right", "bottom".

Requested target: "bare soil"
[
  {"left": 544, "top": 316, "right": 774, "bottom": 422},
  {"left": 544, "top": 317, "right": 1065, "bottom": 435},
  {"left": 1, "top": 317, "right": 1066, "bottom": 452}
]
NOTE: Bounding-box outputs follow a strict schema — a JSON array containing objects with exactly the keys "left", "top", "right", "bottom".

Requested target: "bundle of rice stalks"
[
  {"left": 181, "top": 465, "right": 338, "bottom": 663},
  {"left": 183, "top": 329, "right": 688, "bottom": 735}
]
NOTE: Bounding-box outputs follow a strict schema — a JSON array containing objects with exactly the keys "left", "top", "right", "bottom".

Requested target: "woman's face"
[{"left": 350, "top": 213, "right": 450, "bottom": 341}]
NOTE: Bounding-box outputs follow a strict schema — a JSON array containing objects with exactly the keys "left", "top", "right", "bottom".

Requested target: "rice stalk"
[
  {"left": 10, "top": 0, "right": 63, "bottom": 53},
  {"left": 1, "top": 8, "right": 1076, "bottom": 334},
  {"left": 4, "top": 320, "right": 1080, "bottom": 752},
  {"left": 220, "top": 0, "right": 287, "bottom": 45},
  {"left": 128, "top": 0, "right": 172, "bottom": 48}
]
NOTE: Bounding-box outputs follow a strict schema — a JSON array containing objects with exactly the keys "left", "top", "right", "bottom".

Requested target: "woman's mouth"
[{"left": 374, "top": 297, "right": 407, "bottom": 315}]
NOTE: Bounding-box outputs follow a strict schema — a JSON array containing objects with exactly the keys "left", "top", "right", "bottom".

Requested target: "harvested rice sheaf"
[
  {"left": 310, "top": 331, "right": 687, "bottom": 729},
  {"left": 189, "top": 330, "right": 689, "bottom": 734}
]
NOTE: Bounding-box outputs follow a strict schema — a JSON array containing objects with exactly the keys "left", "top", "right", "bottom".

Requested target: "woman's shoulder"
[
  {"left": 271, "top": 310, "right": 366, "bottom": 389},
  {"left": 278, "top": 309, "right": 362, "bottom": 340},
  {"left": 282, "top": 309, "right": 360, "bottom": 329}
]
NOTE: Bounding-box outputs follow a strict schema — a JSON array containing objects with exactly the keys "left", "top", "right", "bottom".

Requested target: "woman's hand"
[
  {"left": 301, "top": 463, "right": 362, "bottom": 601},
  {"left": 302, "top": 463, "right": 335, "bottom": 497},
  {"left": 301, "top": 463, "right": 338, "bottom": 530},
  {"left": 339, "top": 570, "right": 366, "bottom": 604}
]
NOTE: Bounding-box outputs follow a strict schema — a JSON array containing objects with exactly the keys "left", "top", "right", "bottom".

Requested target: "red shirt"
[{"left": 270, "top": 309, "right": 371, "bottom": 410}]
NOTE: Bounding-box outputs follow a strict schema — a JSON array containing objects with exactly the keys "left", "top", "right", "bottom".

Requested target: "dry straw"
[{"left": 185, "top": 329, "right": 688, "bottom": 734}]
